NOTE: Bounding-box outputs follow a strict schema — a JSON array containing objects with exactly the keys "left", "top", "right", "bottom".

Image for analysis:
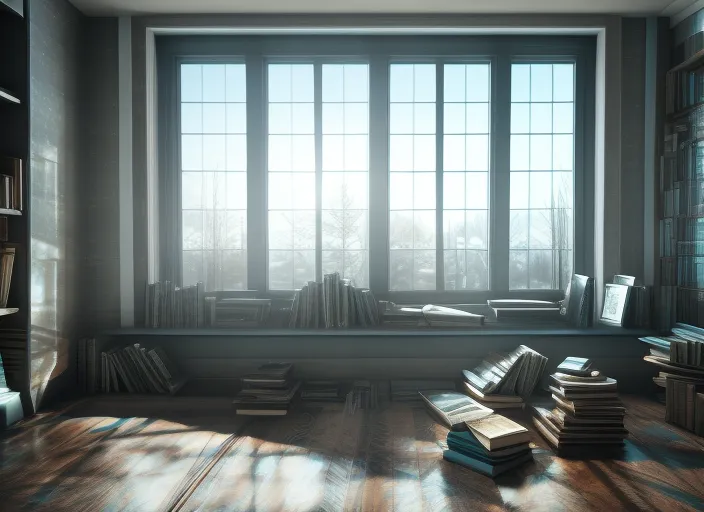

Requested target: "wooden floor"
[{"left": 0, "top": 396, "right": 703, "bottom": 512}]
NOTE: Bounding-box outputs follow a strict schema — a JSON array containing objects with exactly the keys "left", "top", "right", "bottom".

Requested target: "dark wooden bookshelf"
[{"left": 0, "top": 0, "right": 30, "bottom": 416}]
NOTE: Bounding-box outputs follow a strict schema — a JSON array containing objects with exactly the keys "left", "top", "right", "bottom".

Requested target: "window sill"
[{"left": 103, "top": 325, "right": 653, "bottom": 338}]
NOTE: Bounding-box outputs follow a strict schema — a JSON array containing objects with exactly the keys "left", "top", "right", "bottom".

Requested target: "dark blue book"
[{"left": 443, "top": 449, "right": 533, "bottom": 478}]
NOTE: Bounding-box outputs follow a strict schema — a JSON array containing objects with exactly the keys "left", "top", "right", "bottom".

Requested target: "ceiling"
[{"left": 67, "top": 0, "right": 699, "bottom": 18}]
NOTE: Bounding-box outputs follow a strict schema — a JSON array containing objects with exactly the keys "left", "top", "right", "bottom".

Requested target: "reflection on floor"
[{"left": 0, "top": 396, "right": 702, "bottom": 511}]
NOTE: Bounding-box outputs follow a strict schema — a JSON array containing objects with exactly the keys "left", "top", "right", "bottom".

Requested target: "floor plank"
[{"left": 0, "top": 396, "right": 702, "bottom": 511}]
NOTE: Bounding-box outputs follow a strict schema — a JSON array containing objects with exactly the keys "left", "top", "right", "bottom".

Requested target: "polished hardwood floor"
[{"left": 0, "top": 395, "right": 702, "bottom": 511}]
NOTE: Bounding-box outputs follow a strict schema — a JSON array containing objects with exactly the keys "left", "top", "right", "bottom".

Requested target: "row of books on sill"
[
  {"left": 640, "top": 323, "right": 704, "bottom": 436},
  {"left": 142, "top": 271, "right": 649, "bottom": 329}
]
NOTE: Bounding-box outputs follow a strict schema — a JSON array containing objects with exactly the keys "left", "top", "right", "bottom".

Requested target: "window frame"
[{"left": 157, "top": 34, "right": 595, "bottom": 303}]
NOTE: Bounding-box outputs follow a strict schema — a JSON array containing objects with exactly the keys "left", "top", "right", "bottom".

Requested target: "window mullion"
[
  {"left": 246, "top": 54, "right": 267, "bottom": 292},
  {"left": 314, "top": 60, "right": 323, "bottom": 282},
  {"left": 369, "top": 55, "right": 389, "bottom": 298},
  {"left": 492, "top": 54, "right": 511, "bottom": 294},
  {"left": 436, "top": 61, "right": 445, "bottom": 291}
]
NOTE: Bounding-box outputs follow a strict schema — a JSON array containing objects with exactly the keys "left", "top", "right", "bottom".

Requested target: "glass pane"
[
  {"left": 292, "top": 103, "right": 314, "bottom": 134},
  {"left": 444, "top": 65, "right": 466, "bottom": 102},
  {"left": 203, "top": 104, "right": 226, "bottom": 133},
  {"left": 390, "top": 173, "right": 414, "bottom": 210},
  {"left": 414, "top": 250, "right": 436, "bottom": 290},
  {"left": 530, "top": 65, "right": 552, "bottom": 102},
  {"left": 444, "top": 103, "right": 465, "bottom": 134},
  {"left": 443, "top": 173, "right": 465, "bottom": 209},
  {"left": 466, "top": 135, "right": 488, "bottom": 171},
  {"left": 180, "top": 63, "right": 248, "bottom": 290},
  {"left": 414, "top": 173, "right": 435, "bottom": 210},
  {"left": 291, "top": 65, "right": 314, "bottom": 102},
  {"left": 413, "top": 135, "right": 435, "bottom": 171},
  {"left": 465, "top": 250, "right": 489, "bottom": 290},
  {"left": 413, "top": 211, "right": 436, "bottom": 249},
  {"left": 390, "top": 211, "right": 414, "bottom": 249},
  {"left": 466, "top": 172, "right": 487, "bottom": 210},
  {"left": 509, "top": 62, "right": 575, "bottom": 289},
  {"left": 181, "top": 104, "right": 202, "bottom": 134},
  {"left": 181, "top": 64, "right": 202, "bottom": 102},
  {"left": 444, "top": 135, "right": 465, "bottom": 171},
  {"left": 414, "top": 65, "right": 436, "bottom": 102},
  {"left": 509, "top": 250, "right": 528, "bottom": 289},
  {"left": 203, "top": 65, "right": 226, "bottom": 102},
  {"left": 390, "top": 135, "right": 414, "bottom": 171},
  {"left": 414, "top": 104, "right": 436, "bottom": 134},
  {"left": 466, "top": 210, "right": 488, "bottom": 250},
  {"left": 390, "top": 103, "right": 413, "bottom": 134},
  {"left": 293, "top": 211, "right": 316, "bottom": 249},
  {"left": 443, "top": 210, "right": 466, "bottom": 249},
  {"left": 390, "top": 250, "right": 413, "bottom": 291},
  {"left": 466, "top": 104, "right": 489, "bottom": 134},
  {"left": 466, "top": 64, "right": 490, "bottom": 103},
  {"left": 390, "top": 65, "right": 414, "bottom": 102},
  {"left": 321, "top": 63, "right": 370, "bottom": 284},
  {"left": 269, "top": 251, "right": 293, "bottom": 290},
  {"left": 269, "top": 211, "right": 293, "bottom": 250},
  {"left": 293, "top": 250, "right": 315, "bottom": 288}
]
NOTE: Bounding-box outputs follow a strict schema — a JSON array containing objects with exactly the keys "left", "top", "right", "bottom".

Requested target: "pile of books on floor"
[
  {"left": 345, "top": 380, "right": 379, "bottom": 414},
  {"left": 380, "top": 303, "right": 484, "bottom": 328},
  {"left": 289, "top": 273, "right": 379, "bottom": 328},
  {"left": 300, "top": 381, "right": 345, "bottom": 402},
  {"left": 444, "top": 414, "right": 534, "bottom": 478},
  {"left": 641, "top": 323, "right": 704, "bottom": 435},
  {"left": 391, "top": 380, "right": 457, "bottom": 402},
  {"left": 532, "top": 357, "right": 628, "bottom": 452},
  {"left": 462, "top": 345, "right": 548, "bottom": 410},
  {"left": 0, "top": 353, "right": 23, "bottom": 429},
  {"left": 145, "top": 281, "right": 206, "bottom": 328},
  {"left": 101, "top": 344, "right": 186, "bottom": 395},
  {"left": 205, "top": 297, "right": 272, "bottom": 327},
  {"left": 233, "top": 363, "right": 300, "bottom": 416}
]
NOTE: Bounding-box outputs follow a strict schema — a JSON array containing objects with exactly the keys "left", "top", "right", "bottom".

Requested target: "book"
[
  {"left": 696, "top": 393, "right": 704, "bottom": 436},
  {"left": 462, "top": 381, "right": 523, "bottom": 403},
  {"left": 556, "top": 357, "right": 592, "bottom": 376},
  {"left": 550, "top": 375, "right": 617, "bottom": 391},
  {"left": 599, "top": 284, "right": 631, "bottom": 326},
  {"left": 421, "top": 304, "right": 484, "bottom": 327},
  {"left": 0, "top": 353, "right": 8, "bottom": 393},
  {"left": 0, "top": 391, "right": 23, "bottom": 428},
  {"left": 465, "top": 414, "right": 531, "bottom": 451},
  {"left": 0, "top": 246, "right": 15, "bottom": 308},
  {"left": 462, "top": 345, "right": 547, "bottom": 398},
  {"left": 613, "top": 275, "right": 636, "bottom": 286},
  {"left": 447, "top": 430, "right": 531, "bottom": 459},
  {"left": 486, "top": 299, "right": 558, "bottom": 309},
  {"left": 419, "top": 391, "right": 493, "bottom": 428},
  {"left": 442, "top": 449, "right": 533, "bottom": 478},
  {"left": 562, "top": 274, "right": 594, "bottom": 327}
]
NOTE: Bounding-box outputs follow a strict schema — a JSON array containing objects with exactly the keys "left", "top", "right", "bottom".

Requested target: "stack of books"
[
  {"left": 145, "top": 281, "right": 205, "bottom": 328},
  {"left": 532, "top": 357, "right": 628, "bottom": 451},
  {"left": 206, "top": 297, "right": 272, "bottom": 328},
  {"left": 289, "top": 273, "right": 379, "bottom": 328},
  {"left": 300, "top": 381, "right": 345, "bottom": 402},
  {"left": 100, "top": 345, "right": 186, "bottom": 395},
  {"left": 419, "top": 390, "right": 493, "bottom": 429},
  {"left": 390, "top": 380, "right": 457, "bottom": 402},
  {"left": 462, "top": 345, "right": 548, "bottom": 409},
  {"left": 0, "top": 353, "right": 22, "bottom": 429},
  {"left": 443, "top": 414, "right": 533, "bottom": 478},
  {"left": 233, "top": 363, "right": 300, "bottom": 416}
]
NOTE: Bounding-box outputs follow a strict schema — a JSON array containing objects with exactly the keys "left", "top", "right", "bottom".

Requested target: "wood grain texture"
[{"left": 0, "top": 396, "right": 702, "bottom": 511}]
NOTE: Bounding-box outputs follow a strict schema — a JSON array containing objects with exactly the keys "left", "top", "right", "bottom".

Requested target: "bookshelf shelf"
[
  {"left": 0, "top": 208, "right": 20, "bottom": 216},
  {"left": 0, "top": 307, "right": 18, "bottom": 317},
  {"left": 0, "top": 87, "right": 20, "bottom": 105}
]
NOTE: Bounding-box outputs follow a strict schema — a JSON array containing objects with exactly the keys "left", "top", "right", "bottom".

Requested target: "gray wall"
[
  {"left": 29, "top": 2, "right": 121, "bottom": 410},
  {"left": 620, "top": 18, "right": 647, "bottom": 279},
  {"left": 28, "top": 0, "right": 84, "bottom": 410}
]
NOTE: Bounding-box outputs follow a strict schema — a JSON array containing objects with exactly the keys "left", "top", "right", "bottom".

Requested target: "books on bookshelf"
[
  {"left": 443, "top": 415, "right": 533, "bottom": 478},
  {"left": 100, "top": 345, "right": 186, "bottom": 395},
  {"left": 233, "top": 363, "right": 299, "bottom": 416},
  {"left": 0, "top": 246, "right": 15, "bottom": 308},
  {"left": 0, "top": 156, "right": 22, "bottom": 211},
  {"left": 289, "top": 273, "right": 379, "bottom": 328},
  {"left": 419, "top": 390, "right": 493, "bottom": 429},
  {"left": 461, "top": 345, "right": 547, "bottom": 409},
  {"left": 533, "top": 360, "right": 628, "bottom": 451},
  {"left": 206, "top": 297, "right": 271, "bottom": 328},
  {"left": 145, "top": 281, "right": 205, "bottom": 328}
]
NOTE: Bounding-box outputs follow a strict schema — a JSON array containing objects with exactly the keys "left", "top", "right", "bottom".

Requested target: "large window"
[{"left": 162, "top": 36, "right": 594, "bottom": 300}]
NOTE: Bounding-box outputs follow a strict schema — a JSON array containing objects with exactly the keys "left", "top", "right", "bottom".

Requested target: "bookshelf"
[
  {"left": 0, "top": 0, "right": 30, "bottom": 415},
  {"left": 661, "top": 54, "right": 704, "bottom": 329}
]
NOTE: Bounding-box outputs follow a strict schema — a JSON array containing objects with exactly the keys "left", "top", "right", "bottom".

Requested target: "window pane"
[
  {"left": 180, "top": 63, "right": 247, "bottom": 290},
  {"left": 389, "top": 64, "right": 437, "bottom": 291},
  {"left": 267, "top": 63, "right": 316, "bottom": 289},
  {"left": 443, "top": 63, "right": 490, "bottom": 290},
  {"left": 509, "top": 62, "right": 574, "bottom": 290},
  {"left": 321, "top": 64, "right": 370, "bottom": 286}
]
